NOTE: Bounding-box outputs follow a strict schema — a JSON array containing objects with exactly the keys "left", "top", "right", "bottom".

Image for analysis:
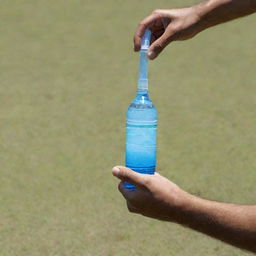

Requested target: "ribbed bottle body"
[{"left": 125, "top": 92, "right": 157, "bottom": 190}]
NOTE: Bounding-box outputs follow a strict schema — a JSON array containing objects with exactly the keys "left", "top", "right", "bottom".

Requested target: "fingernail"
[
  {"left": 112, "top": 167, "right": 120, "bottom": 176},
  {"left": 148, "top": 51, "right": 156, "bottom": 60}
]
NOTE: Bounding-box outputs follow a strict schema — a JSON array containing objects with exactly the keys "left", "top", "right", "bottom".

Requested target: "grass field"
[{"left": 1, "top": 0, "right": 256, "bottom": 255}]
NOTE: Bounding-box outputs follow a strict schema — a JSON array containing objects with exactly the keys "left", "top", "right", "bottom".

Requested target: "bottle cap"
[{"left": 141, "top": 29, "right": 152, "bottom": 50}]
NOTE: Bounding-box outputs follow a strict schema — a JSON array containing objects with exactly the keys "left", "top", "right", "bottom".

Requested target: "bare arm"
[
  {"left": 178, "top": 193, "right": 256, "bottom": 252},
  {"left": 198, "top": 0, "right": 256, "bottom": 28},
  {"left": 112, "top": 166, "right": 256, "bottom": 252},
  {"left": 134, "top": 0, "right": 256, "bottom": 59}
]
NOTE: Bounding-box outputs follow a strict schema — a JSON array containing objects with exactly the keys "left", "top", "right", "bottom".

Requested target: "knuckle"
[
  {"left": 153, "top": 43, "right": 164, "bottom": 51},
  {"left": 143, "top": 176, "right": 152, "bottom": 187},
  {"left": 128, "top": 206, "right": 135, "bottom": 213},
  {"left": 119, "top": 168, "right": 126, "bottom": 178},
  {"left": 152, "top": 9, "right": 162, "bottom": 14},
  {"left": 138, "top": 21, "right": 146, "bottom": 28},
  {"left": 127, "top": 202, "right": 137, "bottom": 213},
  {"left": 172, "top": 24, "right": 183, "bottom": 33}
]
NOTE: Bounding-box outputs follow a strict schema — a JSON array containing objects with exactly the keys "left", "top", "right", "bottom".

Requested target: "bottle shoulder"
[
  {"left": 127, "top": 99, "right": 157, "bottom": 122},
  {"left": 128, "top": 94, "right": 157, "bottom": 110},
  {"left": 129, "top": 102, "right": 156, "bottom": 110}
]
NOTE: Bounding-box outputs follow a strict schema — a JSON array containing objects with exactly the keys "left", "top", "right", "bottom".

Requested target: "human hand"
[
  {"left": 112, "top": 166, "right": 190, "bottom": 222},
  {"left": 113, "top": 166, "right": 256, "bottom": 252},
  {"left": 134, "top": 7, "right": 204, "bottom": 59}
]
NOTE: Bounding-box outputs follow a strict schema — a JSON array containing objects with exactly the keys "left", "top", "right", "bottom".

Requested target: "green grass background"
[{"left": 1, "top": 0, "right": 256, "bottom": 255}]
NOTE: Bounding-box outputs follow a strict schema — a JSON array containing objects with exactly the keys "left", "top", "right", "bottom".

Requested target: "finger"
[
  {"left": 126, "top": 201, "right": 139, "bottom": 213},
  {"left": 153, "top": 28, "right": 165, "bottom": 40},
  {"left": 148, "top": 30, "right": 174, "bottom": 60},
  {"left": 150, "top": 34, "right": 156, "bottom": 44},
  {"left": 118, "top": 182, "right": 127, "bottom": 197},
  {"left": 134, "top": 14, "right": 159, "bottom": 52},
  {"left": 113, "top": 166, "right": 147, "bottom": 186},
  {"left": 118, "top": 182, "right": 135, "bottom": 201}
]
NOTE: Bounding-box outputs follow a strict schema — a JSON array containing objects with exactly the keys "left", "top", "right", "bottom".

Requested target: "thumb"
[
  {"left": 148, "top": 30, "right": 173, "bottom": 60},
  {"left": 112, "top": 166, "right": 147, "bottom": 186}
]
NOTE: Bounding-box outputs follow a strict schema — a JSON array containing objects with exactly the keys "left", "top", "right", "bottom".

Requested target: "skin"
[
  {"left": 133, "top": 0, "right": 256, "bottom": 59},
  {"left": 113, "top": 0, "right": 256, "bottom": 252},
  {"left": 112, "top": 166, "right": 256, "bottom": 252}
]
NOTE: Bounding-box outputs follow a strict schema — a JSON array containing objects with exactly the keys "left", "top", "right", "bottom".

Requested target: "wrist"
[
  {"left": 166, "top": 188, "right": 196, "bottom": 223},
  {"left": 188, "top": 3, "right": 211, "bottom": 32},
  {"left": 170, "top": 189, "right": 208, "bottom": 225},
  {"left": 194, "top": 0, "right": 232, "bottom": 29}
]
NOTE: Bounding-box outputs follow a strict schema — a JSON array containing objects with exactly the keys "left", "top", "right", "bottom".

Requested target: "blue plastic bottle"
[{"left": 125, "top": 30, "right": 157, "bottom": 190}]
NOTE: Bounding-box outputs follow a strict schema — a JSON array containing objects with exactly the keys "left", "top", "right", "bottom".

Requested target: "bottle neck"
[
  {"left": 138, "top": 49, "right": 149, "bottom": 91},
  {"left": 134, "top": 30, "right": 151, "bottom": 102},
  {"left": 137, "top": 88, "right": 149, "bottom": 97},
  {"left": 137, "top": 78, "right": 148, "bottom": 91}
]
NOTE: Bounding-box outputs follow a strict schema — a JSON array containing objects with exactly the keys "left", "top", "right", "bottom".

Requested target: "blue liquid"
[
  {"left": 124, "top": 29, "right": 157, "bottom": 190},
  {"left": 125, "top": 90, "right": 157, "bottom": 190}
]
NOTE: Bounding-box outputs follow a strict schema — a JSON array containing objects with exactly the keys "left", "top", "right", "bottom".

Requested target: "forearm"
[
  {"left": 175, "top": 193, "right": 256, "bottom": 252},
  {"left": 196, "top": 0, "right": 256, "bottom": 29},
  {"left": 113, "top": 166, "right": 256, "bottom": 251}
]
